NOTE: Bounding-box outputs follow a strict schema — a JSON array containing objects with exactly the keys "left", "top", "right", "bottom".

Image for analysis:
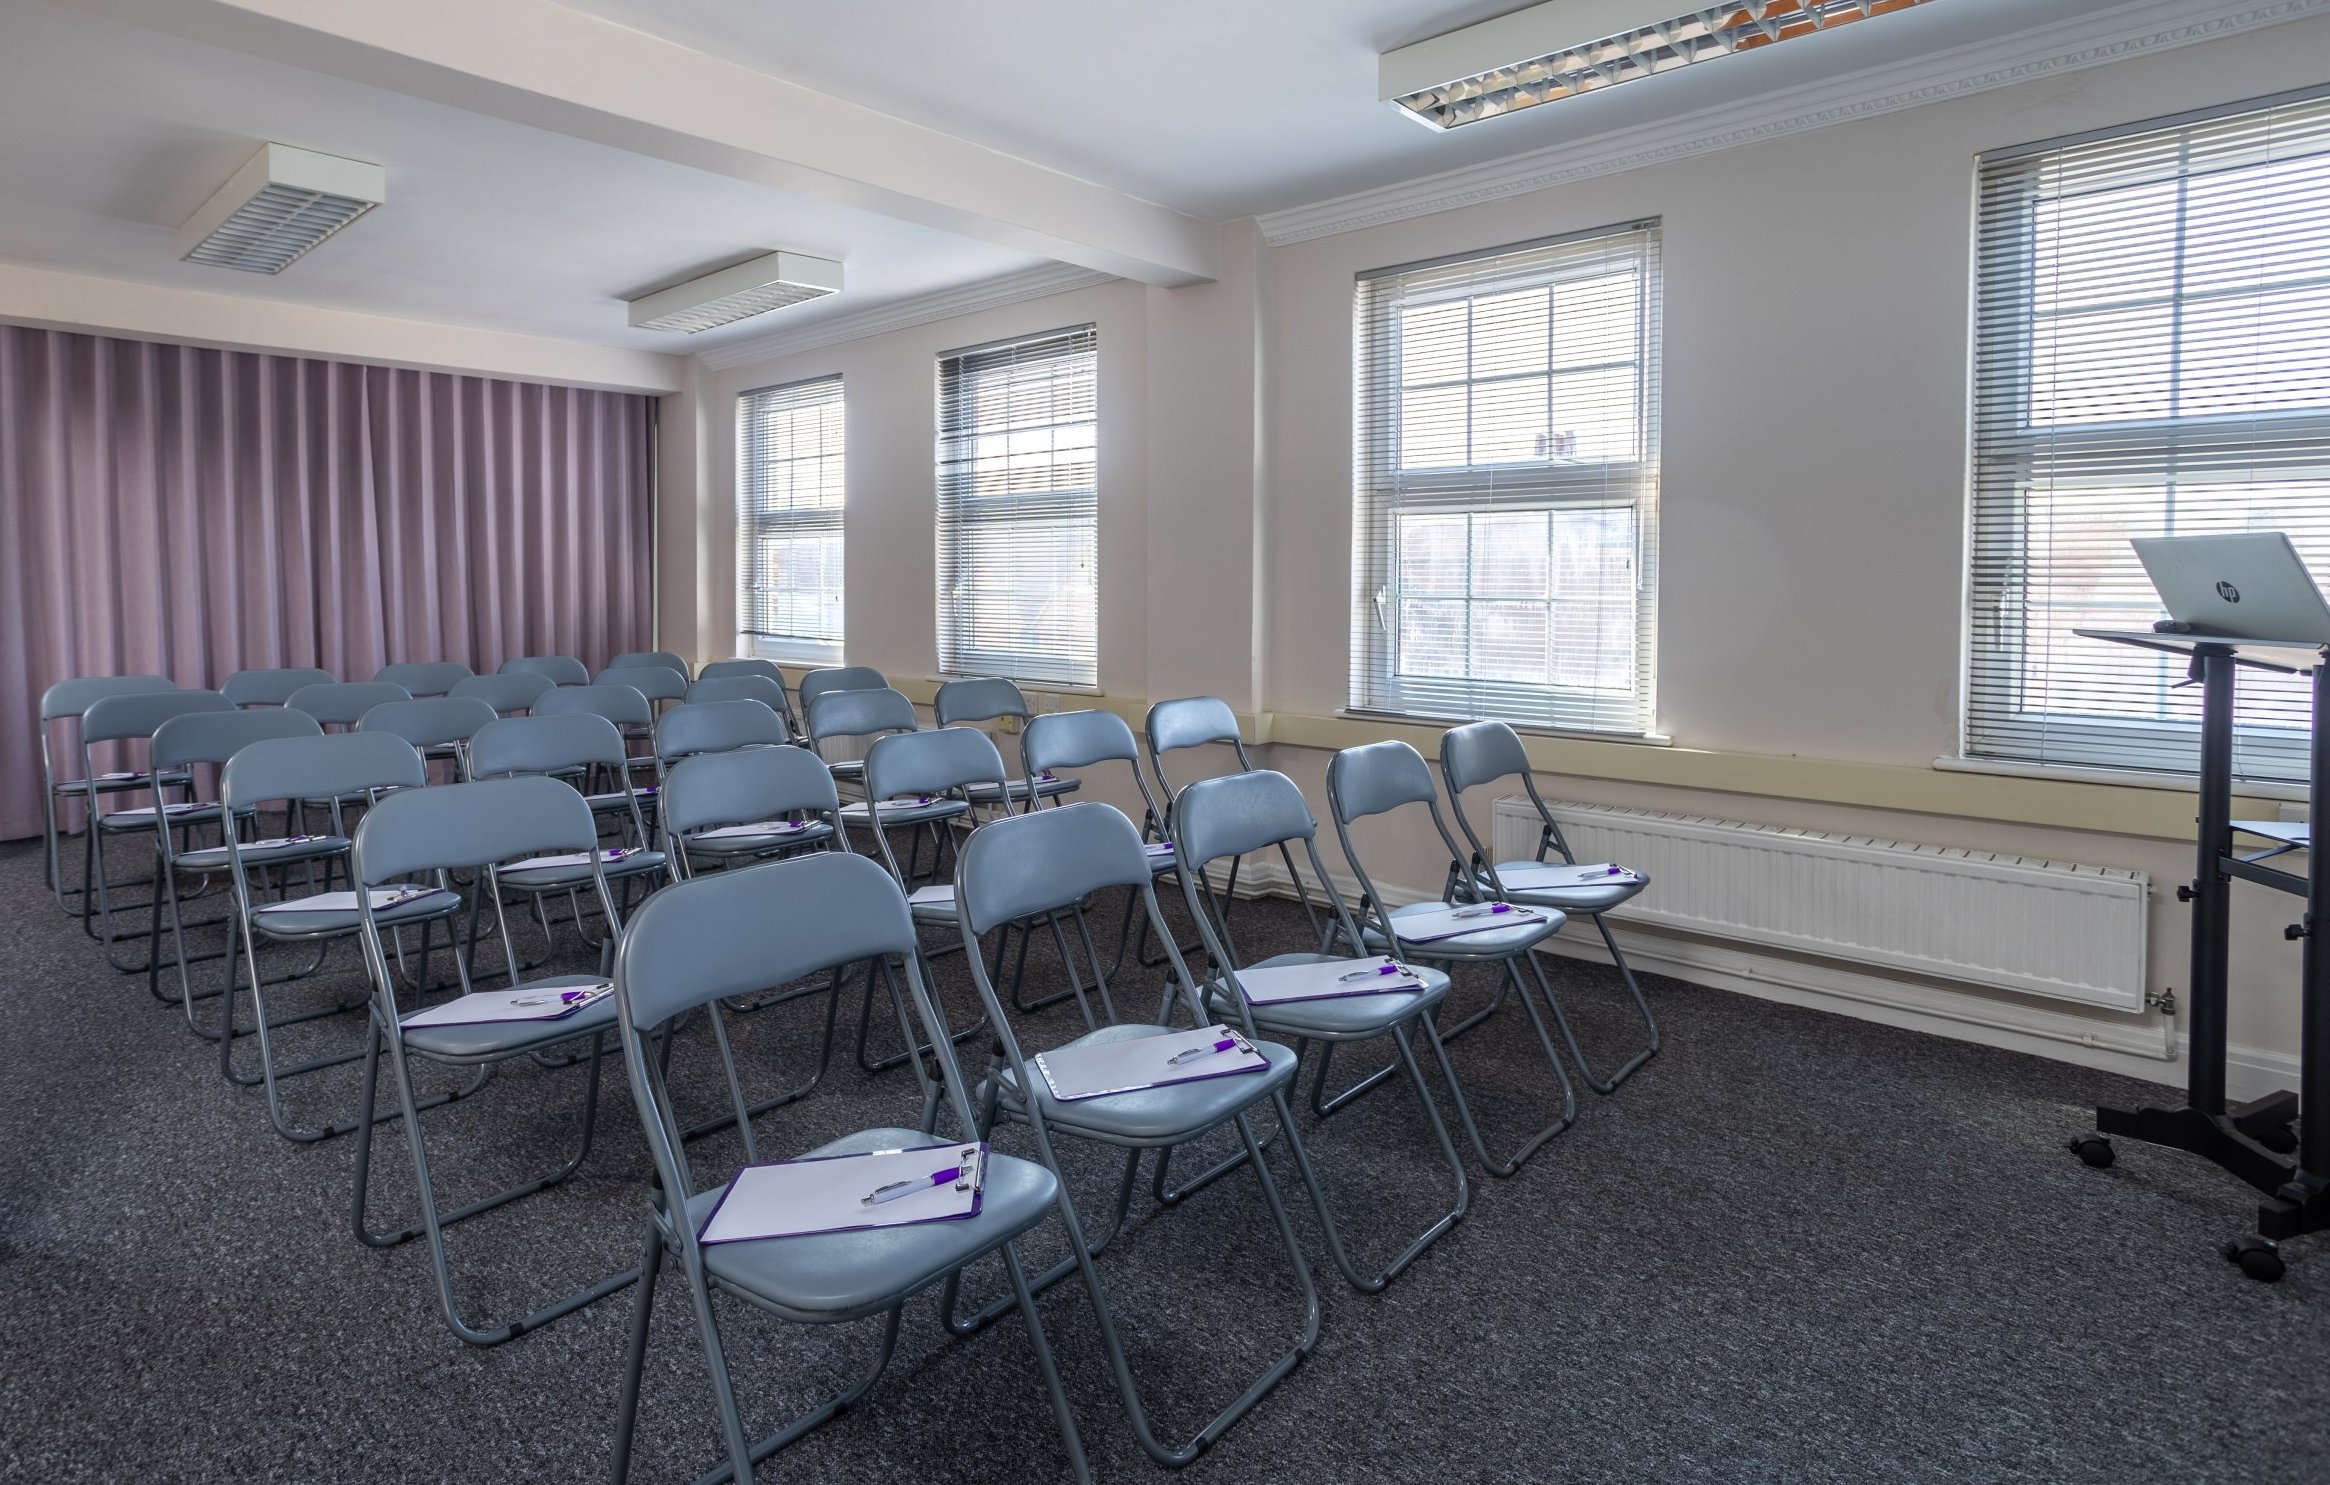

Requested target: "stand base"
[
  {"left": 2091, "top": 1092, "right": 2298, "bottom": 1196},
  {"left": 2258, "top": 1167, "right": 2330, "bottom": 1243}
]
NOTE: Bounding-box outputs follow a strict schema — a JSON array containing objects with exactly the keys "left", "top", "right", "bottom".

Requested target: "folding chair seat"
[
  {"left": 39, "top": 674, "right": 180, "bottom": 912},
  {"left": 609, "top": 649, "right": 691, "bottom": 681},
  {"left": 499, "top": 654, "right": 590, "bottom": 687},
  {"left": 1322, "top": 740, "right": 1580, "bottom": 1176},
  {"left": 936, "top": 678, "right": 1080, "bottom": 806},
  {"left": 374, "top": 661, "right": 473, "bottom": 698},
  {"left": 1440, "top": 720, "right": 1659, "bottom": 1094},
  {"left": 450, "top": 671, "right": 555, "bottom": 717},
  {"left": 223, "top": 667, "right": 335, "bottom": 708},
  {"left": 79, "top": 690, "right": 237, "bottom": 964},
  {"left": 346, "top": 775, "right": 639, "bottom": 1346},
  {"left": 938, "top": 801, "right": 1319, "bottom": 1469},
  {"left": 607, "top": 851, "right": 1088, "bottom": 1485}
]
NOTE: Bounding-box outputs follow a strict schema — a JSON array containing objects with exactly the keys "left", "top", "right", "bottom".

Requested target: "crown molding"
[
  {"left": 693, "top": 262, "right": 1119, "bottom": 371},
  {"left": 1257, "top": 0, "right": 2330, "bottom": 245}
]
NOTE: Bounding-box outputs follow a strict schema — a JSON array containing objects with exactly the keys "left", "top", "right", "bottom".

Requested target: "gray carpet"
[{"left": 1, "top": 835, "right": 2323, "bottom": 1485}]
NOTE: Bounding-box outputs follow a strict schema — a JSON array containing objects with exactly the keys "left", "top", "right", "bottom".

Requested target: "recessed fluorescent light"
[
  {"left": 627, "top": 251, "right": 844, "bottom": 334},
  {"left": 178, "top": 143, "right": 385, "bottom": 274},
  {"left": 1381, "top": 0, "right": 1937, "bottom": 130}
]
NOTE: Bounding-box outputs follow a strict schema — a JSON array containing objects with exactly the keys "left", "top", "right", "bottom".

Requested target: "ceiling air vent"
[
  {"left": 627, "top": 251, "right": 844, "bottom": 334},
  {"left": 179, "top": 143, "right": 386, "bottom": 274}
]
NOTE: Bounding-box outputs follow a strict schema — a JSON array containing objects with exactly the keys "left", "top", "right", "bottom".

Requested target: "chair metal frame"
[
  {"left": 607, "top": 852, "right": 1090, "bottom": 1485},
  {"left": 38, "top": 675, "right": 180, "bottom": 914},
  {"left": 79, "top": 690, "right": 237, "bottom": 967}
]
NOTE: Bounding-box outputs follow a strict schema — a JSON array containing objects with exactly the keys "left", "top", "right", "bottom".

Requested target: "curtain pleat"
[{"left": 0, "top": 325, "right": 656, "bottom": 840}]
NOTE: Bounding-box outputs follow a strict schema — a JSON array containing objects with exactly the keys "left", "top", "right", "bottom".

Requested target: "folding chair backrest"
[
  {"left": 535, "top": 683, "right": 653, "bottom": 729},
  {"left": 864, "top": 726, "right": 1006, "bottom": 803},
  {"left": 42, "top": 675, "right": 174, "bottom": 722},
  {"left": 358, "top": 696, "right": 499, "bottom": 750},
  {"left": 1147, "top": 695, "right": 1241, "bottom": 758},
  {"left": 616, "top": 851, "right": 914, "bottom": 1030},
  {"left": 288, "top": 681, "right": 412, "bottom": 729},
  {"left": 655, "top": 699, "right": 785, "bottom": 763},
  {"left": 1326, "top": 739, "right": 1440, "bottom": 824},
  {"left": 220, "top": 731, "right": 426, "bottom": 812},
  {"left": 469, "top": 713, "right": 628, "bottom": 778},
  {"left": 81, "top": 690, "right": 234, "bottom": 746},
  {"left": 798, "top": 665, "right": 886, "bottom": 721},
  {"left": 352, "top": 775, "right": 596, "bottom": 884},
  {"left": 1172, "top": 769, "right": 1318, "bottom": 870},
  {"left": 807, "top": 686, "right": 915, "bottom": 748},
  {"left": 1023, "top": 708, "right": 1137, "bottom": 775},
  {"left": 934, "top": 676, "right": 1028, "bottom": 728},
  {"left": 598, "top": 665, "right": 689, "bottom": 705},
  {"left": 499, "top": 655, "right": 590, "bottom": 687},
  {"left": 609, "top": 650, "right": 690, "bottom": 680},
  {"left": 221, "top": 668, "right": 334, "bottom": 708},
  {"left": 955, "top": 801, "right": 1152, "bottom": 936},
  {"left": 686, "top": 674, "right": 791, "bottom": 717},
  {"left": 374, "top": 661, "right": 473, "bottom": 697},
  {"left": 662, "top": 746, "right": 838, "bottom": 835},
  {"left": 150, "top": 707, "right": 321, "bottom": 773},
  {"left": 696, "top": 657, "right": 783, "bottom": 684},
  {"left": 1440, "top": 720, "right": 1531, "bottom": 795},
  {"left": 450, "top": 671, "right": 555, "bottom": 716}
]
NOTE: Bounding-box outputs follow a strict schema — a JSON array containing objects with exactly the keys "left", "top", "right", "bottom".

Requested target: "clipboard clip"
[{"left": 954, "top": 1145, "right": 985, "bottom": 1195}]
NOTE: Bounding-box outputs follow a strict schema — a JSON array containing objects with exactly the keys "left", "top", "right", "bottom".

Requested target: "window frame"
[{"left": 735, "top": 372, "right": 846, "bottom": 665}]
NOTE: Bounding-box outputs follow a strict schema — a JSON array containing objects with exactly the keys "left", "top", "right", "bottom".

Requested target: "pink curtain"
[{"left": 0, "top": 326, "right": 657, "bottom": 840}]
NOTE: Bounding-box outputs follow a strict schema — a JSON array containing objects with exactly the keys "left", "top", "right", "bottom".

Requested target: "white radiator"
[{"left": 1493, "top": 799, "right": 2150, "bottom": 1013}]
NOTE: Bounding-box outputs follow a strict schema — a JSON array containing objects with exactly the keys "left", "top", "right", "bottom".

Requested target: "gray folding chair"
[
  {"left": 1441, "top": 721, "right": 1660, "bottom": 1094},
  {"left": 607, "top": 852, "right": 1089, "bottom": 1485},
  {"left": 1025, "top": 709, "right": 1183, "bottom": 980},
  {"left": 213, "top": 732, "right": 464, "bottom": 1142},
  {"left": 39, "top": 674, "right": 179, "bottom": 912},
  {"left": 146, "top": 707, "right": 324, "bottom": 1010},
  {"left": 499, "top": 654, "right": 591, "bottom": 687},
  {"left": 654, "top": 700, "right": 790, "bottom": 792},
  {"left": 600, "top": 663, "right": 690, "bottom": 709},
  {"left": 697, "top": 657, "right": 784, "bottom": 684},
  {"left": 937, "top": 801, "right": 1319, "bottom": 1468},
  {"left": 374, "top": 661, "right": 474, "bottom": 697},
  {"left": 358, "top": 695, "right": 500, "bottom": 779},
  {"left": 687, "top": 673, "right": 802, "bottom": 740},
  {"left": 450, "top": 671, "right": 556, "bottom": 717},
  {"left": 538, "top": 683, "right": 662, "bottom": 807},
  {"left": 662, "top": 745, "right": 840, "bottom": 882},
  {"left": 223, "top": 667, "right": 335, "bottom": 708},
  {"left": 609, "top": 649, "right": 691, "bottom": 681},
  {"left": 933, "top": 677, "right": 1081, "bottom": 809},
  {"left": 796, "top": 664, "right": 887, "bottom": 723},
  {"left": 466, "top": 713, "right": 668, "bottom": 954},
  {"left": 1173, "top": 769, "right": 1469, "bottom": 1290},
  {"left": 855, "top": 728, "right": 1000, "bottom": 1073},
  {"left": 1142, "top": 695, "right": 1280, "bottom": 907},
  {"left": 79, "top": 690, "right": 236, "bottom": 964},
  {"left": 347, "top": 776, "right": 639, "bottom": 1346},
  {"left": 806, "top": 684, "right": 914, "bottom": 789},
  {"left": 1324, "top": 740, "right": 1578, "bottom": 1175},
  {"left": 287, "top": 680, "right": 412, "bottom": 732}
]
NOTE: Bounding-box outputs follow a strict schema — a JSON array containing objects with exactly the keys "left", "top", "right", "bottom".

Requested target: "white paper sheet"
[
  {"left": 400, "top": 980, "right": 613, "bottom": 1029},
  {"left": 266, "top": 886, "right": 447, "bottom": 914},
  {"left": 1144, "top": 842, "right": 1176, "bottom": 858},
  {"left": 1034, "top": 1024, "right": 1269, "bottom": 1102},
  {"left": 1385, "top": 903, "right": 1549, "bottom": 943},
  {"left": 908, "top": 884, "right": 955, "bottom": 907},
  {"left": 691, "top": 820, "right": 811, "bottom": 842},
  {"left": 1227, "top": 957, "right": 1427, "bottom": 1007},
  {"left": 242, "top": 833, "right": 334, "bottom": 852},
  {"left": 504, "top": 847, "right": 646, "bottom": 871},
  {"left": 698, "top": 1142, "right": 986, "bottom": 1244},
  {"left": 1494, "top": 862, "right": 1642, "bottom": 891}
]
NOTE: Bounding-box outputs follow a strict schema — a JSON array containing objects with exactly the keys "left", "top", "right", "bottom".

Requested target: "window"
[
  {"left": 737, "top": 374, "right": 844, "bottom": 661},
  {"left": 935, "top": 325, "right": 1098, "bottom": 688},
  {"left": 1353, "top": 222, "right": 1662, "bottom": 733},
  {"left": 1969, "top": 88, "right": 2330, "bottom": 781}
]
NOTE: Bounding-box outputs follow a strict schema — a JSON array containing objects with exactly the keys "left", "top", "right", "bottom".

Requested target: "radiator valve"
[{"left": 2146, "top": 988, "right": 2178, "bottom": 1017}]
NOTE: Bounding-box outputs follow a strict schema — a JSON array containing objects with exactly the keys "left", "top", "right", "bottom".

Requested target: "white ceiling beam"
[{"left": 77, "top": 0, "right": 1218, "bottom": 287}]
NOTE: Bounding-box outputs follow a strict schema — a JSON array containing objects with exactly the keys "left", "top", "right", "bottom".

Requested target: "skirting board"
[{"left": 1223, "top": 858, "right": 2298, "bottom": 1101}]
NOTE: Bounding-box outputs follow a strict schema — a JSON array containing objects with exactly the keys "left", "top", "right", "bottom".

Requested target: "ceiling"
[{"left": 0, "top": 0, "right": 2196, "bottom": 357}]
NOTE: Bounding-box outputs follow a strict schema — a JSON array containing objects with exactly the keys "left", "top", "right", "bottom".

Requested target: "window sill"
[
  {"left": 1337, "top": 707, "right": 1671, "bottom": 748},
  {"left": 1932, "top": 753, "right": 2307, "bottom": 803}
]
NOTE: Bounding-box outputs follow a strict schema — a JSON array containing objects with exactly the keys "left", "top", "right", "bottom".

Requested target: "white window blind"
[
  {"left": 1353, "top": 222, "right": 1662, "bottom": 734},
  {"left": 737, "top": 374, "right": 844, "bottom": 661},
  {"left": 935, "top": 325, "right": 1099, "bottom": 688},
  {"left": 1970, "top": 87, "right": 2330, "bottom": 782}
]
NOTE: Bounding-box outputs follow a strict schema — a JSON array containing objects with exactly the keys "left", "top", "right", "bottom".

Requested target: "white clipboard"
[
  {"left": 692, "top": 820, "right": 813, "bottom": 842},
  {"left": 1228, "top": 957, "right": 1427, "bottom": 1007},
  {"left": 401, "top": 980, "right": 613, "bottom": 1029},
  {"left": 697, "top": 1142, "right": 986, "bottom": 1244},
  {"left": 1033, "top": 1024, "right": 1268, "bottom": 1102},
  {"left": 266, "top": 886, "right": 449, "bottom": 914},
  {"left": 1387, "top": 902, "right": 1549, "bottom": 943},
  {"left": 1495, "top": 862, "right": 1642, "bottom": 891}
]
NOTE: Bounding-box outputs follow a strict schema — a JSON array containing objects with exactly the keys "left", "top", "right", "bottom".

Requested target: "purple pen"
[
  {"left": 1166, "top": 1035, "right": 1244, "bottom": 1066},
  {"left": 1338, "top": 960, "right": 1409, "bottom": 982},
  {"left": 1450, "top": 903, "right": 1514, "bottom": 919},
  {"left": 862, "top": 1164, "right": 965, "bottom": 1205}
]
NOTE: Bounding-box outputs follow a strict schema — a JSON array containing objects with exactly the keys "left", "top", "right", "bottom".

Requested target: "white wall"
[{"left": 664, "top": 13, "right": 2330, "bottom": 1085}]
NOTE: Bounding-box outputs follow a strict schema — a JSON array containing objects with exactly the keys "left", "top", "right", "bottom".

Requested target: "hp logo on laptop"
[{"left": 2218, "top": 580, "right": 2242, "bottom": 603}]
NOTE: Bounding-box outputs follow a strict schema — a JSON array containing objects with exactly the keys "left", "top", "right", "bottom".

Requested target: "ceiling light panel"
[
  {"left": 179, "top": 143, "right": 386, "bottom": 274},
  {"left": 1381, "top": 0, "right": 1937, "bottom": 130},
  {"left": 627, "top": 251, "right": 844, "bottom": 334}
]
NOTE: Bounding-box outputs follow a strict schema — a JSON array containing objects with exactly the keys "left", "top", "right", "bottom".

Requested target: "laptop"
[{"left": 2131, "top": 532, "right": 2330, "bottom": 645}]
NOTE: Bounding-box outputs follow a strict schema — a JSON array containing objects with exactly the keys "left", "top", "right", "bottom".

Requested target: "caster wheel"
[
  {"left": 2069, "top": 1134, "right": 2115, "bottom": 1169},
  {"left": 2258, "top": 1125, "right": 2299, "bottom": 1155},
  {"left": 2221, "top": 1235, "right": 2285, "bottom": 1283}
]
